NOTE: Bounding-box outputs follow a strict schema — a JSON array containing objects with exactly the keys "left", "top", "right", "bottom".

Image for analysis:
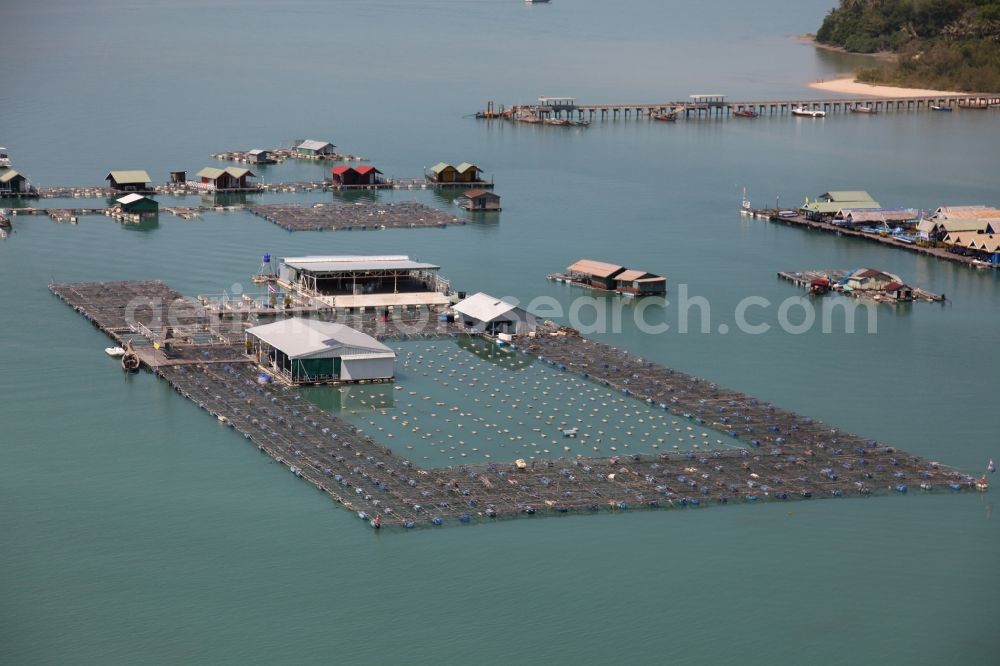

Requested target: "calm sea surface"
[{"left": 1, "top": 1, "right": 998, "bottom": 664}]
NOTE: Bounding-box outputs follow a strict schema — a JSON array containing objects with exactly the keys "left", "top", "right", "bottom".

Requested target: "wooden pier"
[
  {"left": 482, "top": 93, "right": 1000, "bottom": 121},
  {"left": 48, "top": 279, "right": 980, "bottom": 529},
  {"left": 754, "top": 209, "right": 998, "bottom": 270}
]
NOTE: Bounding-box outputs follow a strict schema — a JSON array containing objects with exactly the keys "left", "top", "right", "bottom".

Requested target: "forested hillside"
[{"left": 816, "top": 0, "right": 1000, "bottom": 90}]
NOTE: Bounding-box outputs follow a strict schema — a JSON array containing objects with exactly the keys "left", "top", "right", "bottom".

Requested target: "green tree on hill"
[{"left": 816, "top": 0, "right": 1000, "bottom": 90}]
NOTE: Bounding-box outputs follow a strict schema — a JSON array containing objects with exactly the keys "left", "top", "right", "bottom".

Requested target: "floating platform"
[
  {"left": 49, "top": 281, "right": 979, "bottom": 529},
  {"left": 778, "top": 270, "right": 945, "bottom": 302},
  {"left": 754, "top": 209, "right": 998, "bottom": 270},
  {"left": 247, "top": 202, "right": 463, "bottom": 231}
]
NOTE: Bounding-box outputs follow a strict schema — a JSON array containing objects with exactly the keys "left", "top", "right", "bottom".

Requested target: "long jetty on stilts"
[
  {"left": 49, "top": 280, "right": 980, "bottom": 529},
  {"left": 480, "top": 92, "right": 1000, "bottom": 122}
]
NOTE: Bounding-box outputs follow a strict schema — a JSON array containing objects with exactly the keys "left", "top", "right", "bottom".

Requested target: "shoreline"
[
  {"left": 808, "top": 76, "right": 968, "bottom": 98},
  {"left": 793, "top": 34, "right": 896, "bottom": 61}
]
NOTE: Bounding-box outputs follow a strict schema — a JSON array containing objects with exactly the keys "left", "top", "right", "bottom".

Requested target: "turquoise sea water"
[{"left": 2, "top": 1, "right": 999, "bottom": 664}]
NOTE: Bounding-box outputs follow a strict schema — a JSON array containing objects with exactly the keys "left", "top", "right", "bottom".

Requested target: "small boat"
[
  {"left": 652, "top": 112, "right": 677, "bottom": 122},
  {"left": 370, "top": 514, "right": 382, "bottom": 529},
  {"left": 121, "top": 344, "right": 140, "bottom": 373},
  {"left": 850, "top": 106, "right": 877, "bottom": 114},
  {"left": 739, "top": 187, "right": 752, "bottom": 216},
  {"left": 930, "top": 105, "right": 952, "bottom": 112},
  {"left": 792, "top": 107, "right": 826, "bottom": 118},
  {"left": 543, "top": 118, "right": 571, "bottom": 126},
  {"left": 105, "top": 346, "right": 126, "bottom": 357},
  {"left": 733, "top": 109, "right": 758, "bottom": 118},
  {"left": 976, "top": 476, "right": 989, "bottom": 492}
]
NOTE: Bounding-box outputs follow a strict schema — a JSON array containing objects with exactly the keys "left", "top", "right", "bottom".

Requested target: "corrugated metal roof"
[
  {"left": 456, "top": 162, "right": 479, "bottom": 174},
  {"left": 616, "top": 269, "right": 654, "bottom": 282},
  {"left": 841, "top": 208, "right": 918, "bottom": 223},
  {"left": 453, "top": 292, "right": 522, "bottom": 322},
  {"left": 430, "top": 162, "right": 454, "bottom": 174},
  {"left": 115, "top": 193, "right": 152, "bottom": 205},
  {"left": 464, "top": 189, "right": 497, "bottom": 199},
  {"left": 197, "top": 167, "right": 255, "bottom": 180},
  {"left": 296, "top": 139, "right": 334, "bottom": 151},
  {"left": 804, "top": 201, "right": 881, "bottom": 214},
  {"left": 567, "top": 259, "right": 625, "bottom": 279},
  {"left": 106, "top": 170, "right": 151, "bottom": 184},
  {"left": 821, "top": 191, "right": 876, "bottom": 202},
  {"left": 283, "top": 255, "right": 440, "bottom": 273},
  {"left": 940, "top": 219, "right": 992, "bottom": 233},
  {"left": 353, "top": 165, "right": 381, "bottom": 175},
  {"left": 248, "top": 149, "right": 267, "bottom": 156},
  {"left": 246, "top": 318, "right": 394, "bottom": 360},
  {"left": 934, "top": 207, "right": 1000, "bottom": 220},
  {"left": 0, "top": 169, "right": 21, "bottom": 183}
]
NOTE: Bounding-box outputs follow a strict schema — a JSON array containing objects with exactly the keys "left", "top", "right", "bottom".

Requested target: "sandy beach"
[{"left": 809, "top": 77, "right": 966, "bottom": 98}]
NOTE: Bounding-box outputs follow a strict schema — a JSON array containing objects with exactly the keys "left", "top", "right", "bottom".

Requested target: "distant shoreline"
[
  {"left": 808, "top": 76, "right": 966, "bottom": 98},
  {"left": 792, "top": 34, "right": 896, "bottom": 61}
]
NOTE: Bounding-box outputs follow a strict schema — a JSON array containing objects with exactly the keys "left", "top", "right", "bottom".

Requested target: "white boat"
[
  {"left": 739, "top": 187, "right": 753, "bottom": 216},
  {"left": 105, "top": 346, "right": 126, "bottom": 357},
  {"left": 792, "top": 107, "right": 826, "bottom": 118},
  {"left": 0, "top": 147, "right": 9, "bottom": 168}
]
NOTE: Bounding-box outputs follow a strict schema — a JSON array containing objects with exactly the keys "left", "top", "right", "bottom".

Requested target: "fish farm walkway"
[{"left": 50, "top": 280, "right": 979, "bottom": 529}]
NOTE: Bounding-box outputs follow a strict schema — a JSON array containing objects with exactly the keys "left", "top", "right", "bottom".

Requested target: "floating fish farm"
[
  {"left": 50, "top": 280, "right": 980, "bottom": 530},
  {"left": 247, "top": 202, "right": 462, "bottom": 231}
]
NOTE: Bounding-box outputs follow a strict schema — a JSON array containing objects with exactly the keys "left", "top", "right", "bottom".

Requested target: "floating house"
[
  {"left": 801, "top": 191, "right": 880, "bottom": 219},
  {"left": 834, "top": 208, "right": 918, "bottom": 228},
  {"left": 460, "top": 189, "right": 501, "bottom": 211},
  {"left": 279, "top": 255, "right": 450, "bottom": 309},
  {"left": 452, "top": 292, "right": 536, "bottom": 335},
  {"left": 426, "top": 162, "right": 485, "bottom": 184},
  {"left": 246, "top": 318, "right": 395, "bottom": 385},
  {"left": 247, "top": 149, "right": 274, "bottom": 165},
  {"left": 329, "top": 165, "right": 385, "bottom": 186},
  {"left": 613, "top": 269, "right": 667, "bottom": 296},
  {"left": 0, "top": 168, "right": 34, "bottom": 195},
  {"left": 294, "top": 140, "right": 336, "bottom": 157},
  {"left": 844, "top": 269, "right": 914, "bottom": 301},
  {"left": 195, "top": 166, "right": 256, "bottom": 191},
  {"left": 567, "top": 259, "right": 625, "bottom": 290},
  {"left": 106, "top": 170, "right": 152, "bottom": 192},
  {"left": 114, "top": 193, "right": 159, "bottom": 217}
]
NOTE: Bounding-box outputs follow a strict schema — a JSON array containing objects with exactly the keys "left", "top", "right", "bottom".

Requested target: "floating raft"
[
  {"left": 49, "top": 281, "right": 979, "bottom": 529},
  {"left": 247, "top": 202, "right": 463, "bottom": 231}
]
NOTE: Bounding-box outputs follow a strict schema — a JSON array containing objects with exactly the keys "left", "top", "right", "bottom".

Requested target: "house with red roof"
[{"left": 329, "top": 165, "right": 385, "bottom": 187}]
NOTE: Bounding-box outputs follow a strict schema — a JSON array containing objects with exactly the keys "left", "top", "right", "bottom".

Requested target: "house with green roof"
[
  {"left": 106, "top": 170, "right": 152, "bottom": 192},
  {"left": 426, "top": 162, "right": 485, "bottom": 184},
  {"left": 195, "top": 166, "right": 257, "bottom": 191},
  {"left": 114, "top": 193, "right": 159, "bottom": 217},
  {"left": 801, "top": 190, "right": 880, "bottom": 219}
]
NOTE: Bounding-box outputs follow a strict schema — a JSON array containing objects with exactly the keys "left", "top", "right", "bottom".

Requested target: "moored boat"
[
  {"left": 105, "top": 346, "right": 126, "bottom": 357},
  {"left": 850, "top": 106, "right": 877, "bottom": 114},
  {"left": 733, "top": 109, "right": 758, "bottom": 118},
  {"left": 652, "top": 112, "right": 677, "bottom": 122},
  {"left": 792, "top": 107, "right": 825, "bottom": 118},
  {"left": 121, "top": 343, "right": 140, "bottom": 373},
  {"left": 930, "top": 105, "right": 952, "bottom": 112}
]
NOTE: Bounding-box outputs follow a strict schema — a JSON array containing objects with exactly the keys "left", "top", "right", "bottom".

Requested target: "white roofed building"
[
  {"left": 452, "top": 292, "right": 536, "bottom": 335},
  {"left": 246, "top": 317, "right": 395, "bottom": 384},
  {"left": 278, "top": 255, "right": 450, "bottom": 309}
]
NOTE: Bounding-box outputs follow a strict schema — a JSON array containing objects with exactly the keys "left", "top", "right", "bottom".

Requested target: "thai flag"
[
  {"left": 989, "top": 459, "right": 996, "bottom": 474},
  {"left": 267, "top": 283, "right": 277, "bottom": 294}
]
